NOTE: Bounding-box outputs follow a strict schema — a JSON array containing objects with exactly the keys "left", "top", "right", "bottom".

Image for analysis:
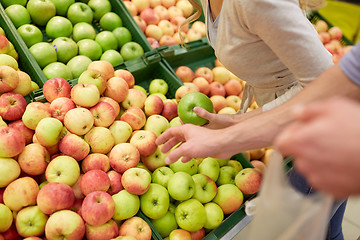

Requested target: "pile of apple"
[
  {"left": 3, "top": 0, "right": 145, "bottom": 81},
  {"left": 313, "top": 19, "right": 353, "bottom": 63},
  {"left": 0, "top": 58, "right": 263, "bottom": 240},
  {"left": 123, "top": 0, "right": 206, "bottom": 48}
]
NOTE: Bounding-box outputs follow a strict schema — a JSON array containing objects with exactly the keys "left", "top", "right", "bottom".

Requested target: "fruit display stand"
[{"left": 0, "top": 3, "right": 42, "bottom": 102}]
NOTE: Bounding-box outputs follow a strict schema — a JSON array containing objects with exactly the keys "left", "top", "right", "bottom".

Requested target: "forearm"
[{"left": 220, "top": 64, "right": 360, "bottom": 154}]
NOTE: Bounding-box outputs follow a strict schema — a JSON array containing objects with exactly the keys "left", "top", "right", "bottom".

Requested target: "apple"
[
  {"left": 0, "top": 126, "right": 26, "bottom": 158},
  {"left": 227, "top": 160, "right": 243, "bottom": 172},
  {"left": 46, "top": 16, "right": 73, "bottom": 39},
  {"left": 52, "top": 37, "right": 78, "bottom": 64},
  {"left": 29, "top": 42, "right": 57, "bottom": 68},
  {"left": 191, "top": 21, "right": 206, "bottom": 38},
  {"left": 109, "top": 120, "right": 132, "bottom": 144},
  {"left": 84, "top": 127, "right": 115, "bottom": 154},
  {"left": 18, "top": 143, "right": 50, "bottom": 176},
  {"left": 15, "top": 206, "right": 48, "bottom": 238},
  {"left": 176, "top": 0, "right": 193, "bottom": 18},
  {"left": 203, "top": 202, "right": 224, "bottom": 230},
  {"left": 151, "top": 209, "right": 177, "bottom": 238},
  {"left": 175, "top": 199, "right": 206, "bottom": 232},
  {"left": 3, "top": 176, "right": 39, "bottom": 211},
  {"left": 22, "top": 102, "right": 51, "bottom": 130},
  {"left": 194, "top": 67, "right": 213, "bottom": 83},
  {"left": 0, "top": 65, "right": 19, "bottom": 93},
  {"left": 118, "top": 216, "right": 152, "bottom": 239},
  {"left": 169, "top": 116, "right": 182, "bottom": 127},
  {"left": 77, "top": 39, "right": 103, "bottom": 61},
  {"left": 122, "top": 88, "right": 147, "bottom": 110},
  {"left": 142, "top": 145, "right": 168, "bottom": 171},
  {"left": 169, "top": 157, "right": 198, "bottom": 175},
  {"left": 140, "top": 183, "right": 169, "bottom": 220},
  {"left": 5, "top": 4, "right": 31, "bottom": 28},
  {"left": 67, "top": 2, "right": 93, "bottom": 25},
  {"left": 169, "top": 229, "right": 192, "bottom": 240},
  {"left": 124, "top": 1, "right": 138, "bottom": 16},
  {"left": 0, "top": 204, "right": 12, "bottom": 232},
  {"left": 90, "top": 102, "right": 116, "bottom": 128},
  {"left": 120, "top": 41, "right": 145, "bottom": 61},
  {"left": 72, "top": 22, "right": 96, "bottom": 42},
  {"left": 151, "top": 92, "right": 167, "bottom": 101},
  {"left": 109, "top": 142, "right": 140, "bottom": 173},
  {"left": 0, "top": 35, "right": 10, "bottom": 55},
  {"left": 112, "top": 190, "right": 140, "bottom": 221},
  {"left": 0, "top": 157, "right": 21, "bottom": 188},
  {"left": 12, "top": 71, "right": 33, "bottom": 97},
  {"left": 71, "top": 83, "right": 100, "bottom": 108},
  {"left": 45, "top": 155, "right": 80, "bottom": 186},
  {"left": 175, "top": 66, "right": 193, "bottom": 83},
  {"left": 132, "top": 0, "right": 150, "bottom": 12},
  {"left": 210, "top": 95, "right": 227, "bottom": 113},
  {"left": 112, "top": 27, "right": 132, "bottom": 48},
  {"left": 167, "top": 171, "right": 195, "bottom": 201},
  {"left": 95, "top": 31, "right": 118, "bottom": 52},
  {"left": 88, "top": 0, "right": 112, "bottom": 21},
  {"left": 224, "top": 79, "right": 243, "bottom": 96},
  {"left": 145, "top": 24, "right": 163, "bottom": 41},
  {"left": 144, "top": 114, "right": 170, "bottom": 137},
  {"left": 212, "top": 184, "right": 243, "bottom": 214},
  {"left": 1, "top": 0, "right": 27, "bottom": 7},
  {"left": 1, "top": 224, "right": 21, "bottom": 240},
  {"left": 212, "top": 66, "right": 230, "bottom": 84},
  {"left": 80, "top": 169, "right": 111, "bottom": 196},
  {"left": 151, "top": 166, "right": 174, "bottom": 188},
  {"left": 235, "top": 167, "right": 262, "bottom": 195},
  {"left": 144, "top": 95, "right": 164, "bottom": 117},
  {"left": 114, "top": 69, "right": 135, "bottom": 88},
  {"left": 37, "top": 182, "right": 75, "bottom": 215},
  {"left": 35, "top": 117, "right": 63, "bottom": 147},
  {"left": 67, "top": 55, "right": 93, "bottom": 78},
  {"left": 226, "top": 95, "right": 241, "bottom": 112},
  {"left": 133, "top": 15, "right": 147, "bottom": 32},
  {"left": 45, "top": 210, "right": 85, "bottom": 240},
  {"left": 0, "top": 54, "right": 18, "bottom": 70},
  {"left": 107, "top": 170, "right": 123, "bottom": 195},
  {"left": 49, "top": 0, "right": 75, "bottom": 16},
  {"left": 17, "top": 24, "right": 43, "bottom": 48},
  {"left": 186, "top": 28, "right": 202, "bottom": 42},
  {"left": 193, "top": 77, "right": 210, "bottom": 95},
  {"left": 100, "top": 12, "right": 123, "bottom": 31},
  {"left": 81, "top": 191, "right": 115, "bottom": 226},
  {"left": 101, "top": 50, "right": 124, "bottom": 67},
  {"left": 0, "top": 116, "right": 6, "bottom": 127},
  {"left": 177, "top": 91, "right": 213, "bottom": 125},
  {"left": 175, "top": 83, "right": 199, "bottom": 103},
  {"left": 64, "top": 107, "right": 94, "bottom": 135},
  {"left": 129, "top": 130, "right": 157, "bottom": 157},
  {"left": 216, "top": 166, "right": 238, "bottom": 185},
  {"left": 26, "top": 0, "right": 56, "bottom": 26},
  {"left": 209, "top": 81, "right": 226, "bottom": 97},
  {"left": 149, "top": 78, "right": 168, "bottom": 95},
  {"left": 85, "top": 219, "right": 118, "bottom": 240},
  {"left": 81, "top": 153, "right": 110, "bottom": 173},
  {"left": 120, "top": 106, "right": 146, "bottom": 130},
  {"left": 43, "top": 62, "right": 73, "bottom": 80},
  {"left": 121, "top": 167, "right": 151, "bottom": 195},
  {"left": 59, "top": 133, "right": 90, "bottom": 161},
  {"left": 78, "top": 69, "right": 107, "bottom": 94},
  {"left": 328, "top": 26, "right": 343, "bottom": 40},
  {"left": 140, "top": 8, "right": 160, "bottom": 25},
  {"left": 192, "top": 173, "right": 217, "bottom": 203},
  {"left": 314, "top": 19, "right": 328, "bottom": 33},
  {"left": 49, "top": 97, "right": 76, "bottom": 123},
  {"left": 161, "top": 98, "right": 178, "bottom": 121},
  {"left": 251, "top": 160, "right": 266, "bottom": 173},
  {"left": 0, "top": 92, "right": 26, "bottom": 121},
  {"left": 170, "top": 16, "right": 188, "bottom": 33}
]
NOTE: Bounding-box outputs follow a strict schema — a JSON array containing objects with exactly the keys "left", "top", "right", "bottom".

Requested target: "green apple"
[
  {"left": 112, "top": 189, "right": 140, "bottom": 221},
  {"left": 0, "top": 157, "right": 21, "bottom": 188},
  {"left": 203, "top": 202, "right": 224, "bottom": 230},
  {"left": 167, "top": 171, "right": 195, "bottom": 201},
  {"left": 140, "top": 183, "right": 170, "bottom": 220},
  {"left": 26, "top": 0, "right": 56, "bottom": 26},
  {"left": 192, "top": 173, "right": 217, "bottom": 204},
  {"left": 95, "top": 31, "right": 118, "bottom": 51},
  {"left": 66, "top": 55, "right": 92, "bottom": 78},
  {"left": 77, "top": 39, "right": 102, "bottom": 60},
  {"left": 133, "top": 85, "right": 146, "bottom": 95},
  {"left": 198, "top": 157, "right": 220, "bottom": 182},
  {"left": 100, "top": 49, "right": 124, "bottom": 67},
  {"left": 120, "top": 41, "right": 144, "bottom": 61},
  {"left": 144, "top": 114, "right": 170, "bottom": 137},
  {"left": 141, "top": 145, "right": 168, "bottom": 171},
  {"left": 108, "top": 120, "right": 132, "bottom": 144},
  {"left": 49, "top": 0, "right": 75, "bottom": 16},
  {"left": 43, "top": 62, "right": 73, "bottom": 80},
  {"left": 112, "top": 27, "right": 132, "bottom": 48},
  {"left": 29, "top": 42, "right": 57, "bottom": 69},
  {"left": 169, "top": 116, "right": 182, "bottom": 127},
  {"left": 46, "top": 16, "right": 73, "bottom": 39},
  {"left": 52, "top": 37, "right": 78, "bottom": 64},
  {"left": 216, "top": 157, "right": 229, "bottom": 167},
  {"left": 5, "top": 4, "right": 31, "bottom": 28},
  {"left": 175, "top": 199, "right": 206, "bottom": 232},
  {"left": 1, "top": 0, "right": 27, "bottom": 7},
  {"left": 0, "top": 203, "right": 13, "bottom": 232},
  {"left": 15, "top": 206, "right": 48, "bottom": 238},
  {"left": 212, "top": 184, "right": 243, "bottom": 215},
  {"left": 216, "top": 166, "right": 238, "bottom": 186},
  {"left": 35, "top": 117, "right": 63, "bottom": 147},
  {"left": 31, "top": 81, "right": 40, "bottom": 91},
  {"left": 169, "top": 157, "right": 198, "bottom": 175},
  {"left": 17, "top": 24, "right": 43, "bottom": 48},
  {"left": 100, "top": 12, "right": 122, "bottom": 31},
  {"left": 0, "top": 53, "right": 19, "bottom": 70},
  {"left": 149, "top": 78, "right": 168, "bottom": 95},
  {"left": 67, "top": 2, "right": 93, "bottom": 25},
  {"left": 227, "top": 159, "right": 243, "bottom": 172},
  {"left": 88, "top": 0, "right": 112, "bottom": 21},
  {"left": 78, "top": 69, "right": 106, "bottom": 94},
  {"left": 151, "top": 210, "right": 178, "bottom": 238},
  {"left": 45, "top": 155, "right": 80, "bottom": 186},
  {"left": 178, "top": 91, "right": 213, "bottom": 125},
  {"left": 0, "top": 27, "right": 5, "bottom": 35},
  {"left": 72, "top": 22, "right": 96, "bottom": 42},
  {"left": 151, "top": 166, "right": 174, "bottom": 188}
]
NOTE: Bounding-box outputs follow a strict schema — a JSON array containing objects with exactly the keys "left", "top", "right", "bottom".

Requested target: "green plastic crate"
[
  {"left": 307, "top": 11, "right": 353, "bottom": 46},
  {"left": 0, "top": 0, "right": 154, "bottom": 87},
  {"left": 0, "top": 3, "right": 45, "bottom": 99}
]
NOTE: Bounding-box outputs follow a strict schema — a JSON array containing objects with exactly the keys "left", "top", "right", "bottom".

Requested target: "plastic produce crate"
[
  {"left": 307, "top": 11, "right": 353, "bottom": 46},
  {"left": 0, "top": 3, "right": 42, "bottom": 102},
  {"left": 0, "top": 0, "right": 154, "bottom": 87}
]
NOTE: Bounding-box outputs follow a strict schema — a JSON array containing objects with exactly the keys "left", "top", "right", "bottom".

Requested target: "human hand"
[
  {"left": 193, "top": 107, "right": 237, "bottom": 129},
  {"left": 274, "top": 97, "right": 360, "bottom": 199}
]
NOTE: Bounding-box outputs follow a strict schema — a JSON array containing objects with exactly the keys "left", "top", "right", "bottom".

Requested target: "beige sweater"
[{"left": 200, "top": 0, "right": 333, "bottom": 112}]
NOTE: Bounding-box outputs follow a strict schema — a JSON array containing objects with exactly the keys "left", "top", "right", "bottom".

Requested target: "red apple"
[
  {"left": 144, "top": 94, "right": 164, "bottom": 116},
  {"left": 224, "top": 80, "right": 242, "bottom": 97},
  {"left": 235, "top": 168, "right": 262, "bottom": 195},
  {"left": 0, "top": 126, "right": 25, "bottom": 158},
  {"left": 85, "top": 219, "right": 118, "bottom": 240},
  {"left": 161, "top": 99, "right": 178, "bottom": 121},
  {"left": 109, "top": 142, "right": 141, "bottom": 173},
  {"left": 8, "top": 120, "right": 34, "bottom": 145},
  {"left": 17, "top": 143, "right": 49, "bottom": 176},
  {"left": 49, "top": 97, "right": 76, "bottom": 123},
  {"left": 104, "top": 77, "right": 129, "bottom": 103},
  {"left": 107, "top": 170, "right": 123, "bottom": 195},
  {"left": 42, "top": 78, "right": 71, "bottom": 102},
  {"left": 99, "top": 97, "right": 120, "bottom": 117},
  {"left": 194, "top": 67, "right": 213, "bottom": 83},
  {"left": 22, "top": 102, "right": 51, "bottom": 130},
  {"left": 192, "top": 77, "right": 210, "bottom": 95},
  {"left": 87, "top": 60, "right": 115, "bottom": 82},
  {"left": 90, "top": 102, "right": 116, "bottom": 128},
  {"left": 0, "top": 92, "right": 27, "bottom": 121},
  {"left": 81, "top": 153, "right": 110, "bottom": 173},
  {"left": 114, "top": 69, "right": 135, "bottom": 88},
  {"left": 81, "top": 191, "right": 115, "bottom": 226},
  {"left": 129, "top": 130, "right": 157, "bottom": 157},
  {"left": 80, "top": 169, "right": 111, "bottom": 196},
  {"left": 209, "top": 81, "right": 226, "bottom": 97},
  {"left": 133, "top": 16, "right": 147, "bottom": 33},
  {"left": 140, "top": 8, "right": 160, "bottom": 25},
  {"left": 118, "top": 216, "right": 152, "bottom": 240},
  {"left": 0, "top": 65, "right": 19, "bottom": 94},
  {"left": 59, "top": 133, "right": 90, "bottom": 161},
  {"left": 120, "top": 106, "right": 146, "bottom": 130},
  {"left": 153, "top": 5, "right": 169, "bottom": 20}
]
